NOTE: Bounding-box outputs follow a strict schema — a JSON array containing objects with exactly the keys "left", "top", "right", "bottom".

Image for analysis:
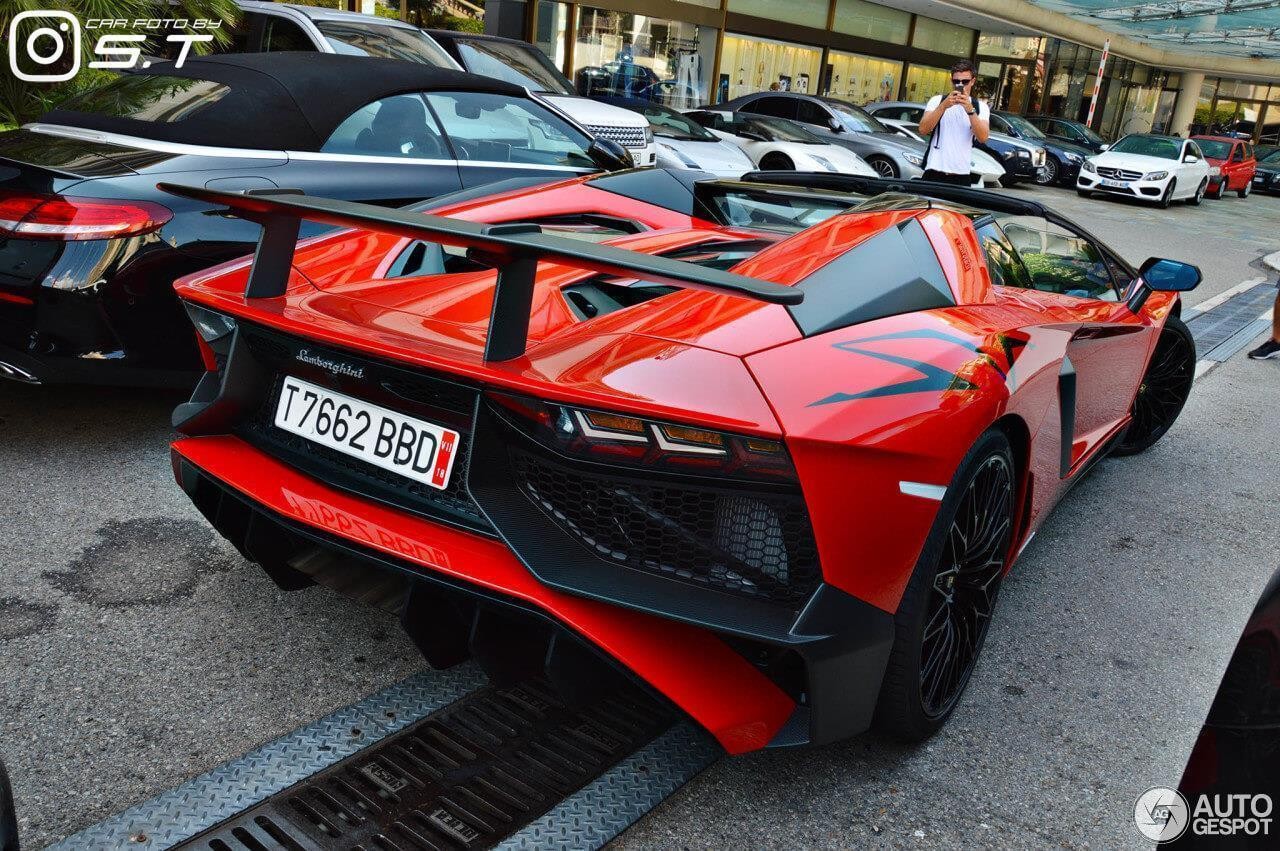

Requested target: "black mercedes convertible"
[{"left": 0, "top": 52, "right": 626, "bottom": 387}]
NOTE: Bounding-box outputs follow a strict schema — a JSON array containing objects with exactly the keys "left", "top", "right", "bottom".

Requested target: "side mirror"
[
  {"left": 827, "top": 116, "right": 842, "bottom": 132},
  {"left": 1183, "top": 154, "right": 1200, "bottom": 163},
  {"left": 1099, "top": 143, "right": 1110, "bottom": 151},
  {"left": 1127, "top": 256, "right": 1202, "bottom": 312},
  {"left": 587, "top": 138, "right": 634, "bottom": 171}
]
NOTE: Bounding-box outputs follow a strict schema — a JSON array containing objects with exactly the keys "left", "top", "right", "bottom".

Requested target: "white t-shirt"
[{"left": 922, "top": 94, "right": 990, "bottom": 175}]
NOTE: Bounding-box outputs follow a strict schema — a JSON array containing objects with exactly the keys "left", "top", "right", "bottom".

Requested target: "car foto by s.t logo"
[
  {"left": 1135, "top": 787, "right": 1274, "bottom": 842},
  {"left": 7, "top": 11, "right": 219, "bottom": 82}
]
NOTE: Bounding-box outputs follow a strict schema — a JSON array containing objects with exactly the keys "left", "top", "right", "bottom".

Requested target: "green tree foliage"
[{"left": 0, "top": 0, "right": 240, "bottom": 126}]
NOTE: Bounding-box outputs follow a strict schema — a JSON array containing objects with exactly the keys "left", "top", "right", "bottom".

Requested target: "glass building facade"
[{"left": 514, "top": 0, "right": 1278, "bottom": 144}]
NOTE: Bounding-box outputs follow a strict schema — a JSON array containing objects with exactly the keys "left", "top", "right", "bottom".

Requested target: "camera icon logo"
[{"left": 8, "top": 10, "right": 82, "bottom": 83}]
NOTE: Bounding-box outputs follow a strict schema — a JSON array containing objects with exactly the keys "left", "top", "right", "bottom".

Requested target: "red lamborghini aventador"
[{"left": 162, "top": 170, "right": 1200, "bottom": 754}]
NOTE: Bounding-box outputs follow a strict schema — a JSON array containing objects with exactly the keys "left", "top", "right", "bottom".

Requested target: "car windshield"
[
  {"left": 1000, "top": 113, "right": 1047, "bottom": 140},
  {"left": 1195, "top": 139, "right": 1233, "bottom": 159},
  {"left": 450, "top": 38, "right": 574, "bottom": 95},
  {"left": 628, "top": 102, "right": 715, "bottom": 141},
  {"left": 823, "top": 100, "right": 887, "bottom": 133},
  {"left": 315, "top": 22, "right": 454, "bottom": 67},
  {"left": 1261, "top": 148, "right": 1280, "bottom": 164},
  {"left": 1075, "top": 123, "right": 1106, "bottom": 146},
  {"left": 1109, "top": 135, "right": 1181, "bottom": 160}
]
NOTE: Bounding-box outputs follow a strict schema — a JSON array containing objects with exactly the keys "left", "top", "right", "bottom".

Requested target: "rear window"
[{"left": 58, "top": 76, "right": 230, "bottom": 122}]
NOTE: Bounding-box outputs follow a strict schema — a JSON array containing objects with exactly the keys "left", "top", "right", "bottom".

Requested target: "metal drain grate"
[
  {"left": 1187, "top": 282, "right": 1276, "bottom": 362},
  {"left": 174, "top": 679, "right": 674, "bottom": 850}
]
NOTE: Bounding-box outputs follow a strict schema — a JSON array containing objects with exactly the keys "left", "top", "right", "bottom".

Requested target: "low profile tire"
[
  {"left": 1157, "top": 179, "right": 1176, "bottom": 208},
  {"left": 867, "top": 156, "right": 898, "bottom": 178},
  {"left": 1187, "top": 179, "right": 1207, "bottom": 206},
  {"left": 1037, "top": 156, "right": 1058, "bottom": 186},
  {"left": 873, "top": 428, "right": 1016, "bottom": 742},
  {"left": 1112, "top": 315, "right": 1196, "bottom": 456},
  {"left": 759, "top": 152, "right": 795, "bottom": 171},
  {"left": 0, "top": 760, "right": 16, "bottom": 851},
  {"left": 1239, "top": 180, "right": 1252, "bottom": 199}
]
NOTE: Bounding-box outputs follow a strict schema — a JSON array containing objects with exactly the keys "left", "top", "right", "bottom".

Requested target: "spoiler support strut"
[{"left": 159, "top": 183, "right": 803, "bottom": 363}]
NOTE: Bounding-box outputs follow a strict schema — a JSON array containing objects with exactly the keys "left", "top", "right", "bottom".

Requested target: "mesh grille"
[
  {"left": 585, "top": 124, "right": 648, "bottom": 150},
  {"left": 509, "top": 447, "right": 821, "bottom": 607},
  {"left": 235, "top": 326, "right": 492, "bottom": 534}
]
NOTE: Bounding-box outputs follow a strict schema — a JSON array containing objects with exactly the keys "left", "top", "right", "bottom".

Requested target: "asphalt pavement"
[{"left": 1, "top": 182, "right": 1278, "bottom": 850}]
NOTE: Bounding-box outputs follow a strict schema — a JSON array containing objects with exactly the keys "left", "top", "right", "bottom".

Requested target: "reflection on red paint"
[{"left": 281, "top": 487, "right": 452, "bottom": 569}]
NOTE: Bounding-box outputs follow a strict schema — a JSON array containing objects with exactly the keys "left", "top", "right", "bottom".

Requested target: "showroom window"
[
  {"left": 718, "top": 34, "right": 822, "bottom": 102},
  {"left": 831, "top": 0, "right": 910, "bottom": 45},
  {"left": 728, "top": 0, "right": 827, "bottom": 30},
  {"left": 977, "top": 34, "right": 1040, "bottom": 61},
  {"left": 534, "top": 1, "right": 570, "bottom": 71},
  {"left": 911, "top": 16, "right": 973, "bottom": 55},
  {"left": 903, "top": 64, "right": 949, "bottom": 103},
  {"left": 572, "top": 8, "right": 715, "bottom": 109},
  {"left": 824, "top": 50, "right": 902, "bottom": 104}
]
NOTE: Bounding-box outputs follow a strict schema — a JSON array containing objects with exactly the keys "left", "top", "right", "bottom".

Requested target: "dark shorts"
[{"left": 919, "top": 170, "right": 974, "bottom": 186}]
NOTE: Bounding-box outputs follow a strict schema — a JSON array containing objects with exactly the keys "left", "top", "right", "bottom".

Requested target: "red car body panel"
[
  {"left": 168, "top": 171, "right": 1183, "bottom": 752},
  {"left": 1193, "top": 135, "right": 1257, "bottom": 191},
  {"left": 173, "top": 435, "right": 795, "bottom": 753}
]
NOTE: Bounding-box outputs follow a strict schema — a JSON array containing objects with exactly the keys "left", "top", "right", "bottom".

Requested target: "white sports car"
[
  {"left": 1077, "top": 133, "right": 1212, "bottom": 207},
  {"left": 684, "top": 110, "right": 878, "bottom": 177},
  {"left": 599, "top": 97, "right": 754, "bottom": 176},
  {"left": 874, "top": 118, "right": 1006, "bottom": 187}
]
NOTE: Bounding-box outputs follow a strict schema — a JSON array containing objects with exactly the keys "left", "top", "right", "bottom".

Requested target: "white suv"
[
  {"left": 226, "top": 3, "right": 656, "bottom": 168},
  {"left": 426, "top": 30, "right": 657, "bottom": 168}
]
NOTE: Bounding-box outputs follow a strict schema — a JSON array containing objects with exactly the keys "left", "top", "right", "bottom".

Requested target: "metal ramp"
[{"left": 51, "top": 668, "right": 720, "bottom": 851}]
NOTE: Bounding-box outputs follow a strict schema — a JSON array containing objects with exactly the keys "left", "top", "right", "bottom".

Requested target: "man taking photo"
[{"left": 916, "top": 60, "right": 990, "bottom": 185}]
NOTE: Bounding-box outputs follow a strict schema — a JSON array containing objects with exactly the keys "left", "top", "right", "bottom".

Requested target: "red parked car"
[
  {"left": 161, "top": 171, "right": 1200, "bottom": 753},
  {"left": 1193, "top": 135, "right": 1257, "bottom": 198}
]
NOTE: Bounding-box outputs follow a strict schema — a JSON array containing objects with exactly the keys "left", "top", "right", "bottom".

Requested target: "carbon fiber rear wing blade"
[{"left": 158, "top": 183, "right": 803, "bottom": 362}]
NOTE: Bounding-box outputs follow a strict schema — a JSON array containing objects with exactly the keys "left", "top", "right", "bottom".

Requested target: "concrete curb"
[{"left": 1264, "top": 249, "right": 1280, "bottom": 275}]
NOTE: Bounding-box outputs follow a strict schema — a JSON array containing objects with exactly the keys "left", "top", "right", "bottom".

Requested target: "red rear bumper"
[{"left": 172, "top": 434, "right": 795, "bottom": 754}]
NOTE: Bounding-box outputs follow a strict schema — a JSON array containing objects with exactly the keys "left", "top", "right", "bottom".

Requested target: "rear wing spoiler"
[{"left": 158, "top": 183, "right": 803, "bottom": 362}]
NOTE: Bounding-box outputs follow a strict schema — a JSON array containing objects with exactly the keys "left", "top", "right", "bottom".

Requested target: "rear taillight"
[
  {"left": 0, "top": 192, "right": 172, "bottom": 240},
  {"left": 489, "top": 392, "right": 798, "bottom": 483}
]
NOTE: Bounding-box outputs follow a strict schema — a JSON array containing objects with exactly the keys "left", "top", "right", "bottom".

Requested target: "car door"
[
  {"left": 1180, "top": 140, "right": 1210, "bottom": 193},
  {"left": 983, "top": 215, "right": 1154, "bottom": 467}
]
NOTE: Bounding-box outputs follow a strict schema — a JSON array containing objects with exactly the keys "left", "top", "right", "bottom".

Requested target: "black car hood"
[{"left": 1256, "top": 162, "right": 1280, "bottom": 176}]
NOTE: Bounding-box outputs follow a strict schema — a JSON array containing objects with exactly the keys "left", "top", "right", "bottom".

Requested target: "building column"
[{"left": 1169, "top": 71, "right": 1205, "bottom": 137}]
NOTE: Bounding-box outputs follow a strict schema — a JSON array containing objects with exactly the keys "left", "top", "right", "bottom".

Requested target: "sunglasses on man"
[{"left": 952, "top": 77, "right": 973, "bottom": 85}]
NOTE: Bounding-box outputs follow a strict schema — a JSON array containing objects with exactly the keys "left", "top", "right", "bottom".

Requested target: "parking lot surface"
[{"left": 2, "top": 183, "right": 1279, "bottom": 849}]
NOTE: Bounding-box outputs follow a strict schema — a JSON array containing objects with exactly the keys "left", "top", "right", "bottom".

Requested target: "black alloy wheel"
[
  {"left": 1037, "top": 156, "right": 1058, "bottom": 185},
  {"left": 1113, "top": 316, "right": 1196, "bottom": 456},
  {"left": 918, "top": 453, "right": 1014, "bottom": 720},
  {"left": 868, "top": 156, "right": 898, "bottom": 178},
  {"left": 873, "top": 429, "right": 1016, "bottom": 741}
]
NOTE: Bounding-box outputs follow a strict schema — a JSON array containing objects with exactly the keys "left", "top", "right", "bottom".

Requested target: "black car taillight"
[
  {"left": 0, "top": 191, "right": 172, "bottom": 241},
  {"left": 488, "top": 391, "right": 797, "bottom": 483}
]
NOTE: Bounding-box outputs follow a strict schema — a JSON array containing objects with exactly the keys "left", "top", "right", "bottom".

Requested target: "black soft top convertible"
[{"left": 41, "top": 52, "right": 524, "bottom": 152}]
